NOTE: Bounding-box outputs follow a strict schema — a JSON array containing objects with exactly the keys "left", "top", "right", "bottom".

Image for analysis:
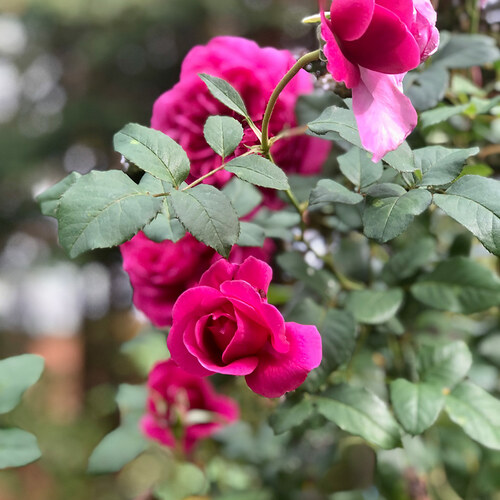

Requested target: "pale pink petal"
[
  {"left": 245, "top": 322, "right": 322, "bottom": 398},
  {"left": 352, "top": 67, "right": 417, "bottom": 162},
  {"left": 412, "top": 0, "right": 440, "bottom": 60}
]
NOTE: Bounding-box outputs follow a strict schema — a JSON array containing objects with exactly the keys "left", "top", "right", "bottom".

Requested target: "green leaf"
[
  {"left": 296, "top": 90, "right": 347, "bottom": 125},
  {"left": 306, "top": 308, "right": 358, "bottom": 391},
  {"left": 237, "top": 221, "right": 265, "bottom": 247},
  {"left": 277, "top": 252, "right": 337, "bottom": 297},
  {"left": 410, "top": 257, "right": 500, "bottom": 314},
  {"left": 404, "top": 64, "right": 449, "bottom": 111},
  {"left": 269, "top": 398, "right": 315, "bottom": 435},
  {"left": 115, "top": 384, "right": 148, "bottom": 422},
  {"left": 363, "top": 188, "right": 432, "bottom": 243},
  {"left": 445, "top": 381, "right": 500, "bottom": 450},
  {"left": 419, "top": 341, "right": 473, "bottom": 389},
  {"left": 57, "top": 171, "right": 163, "bottom": 258},
  {"left": 309, "top": 179, "right": 363, "bottom": 212},
  {"left": 382, "top": 141, "right": 416, "bottom": 173},
  {"left": 338, "top": 147, "right": 383, "bottom": 189},
  {"left": 432, "top": 32, "right": 500, "bottom": 69},
  {"left": 252, "top": 209, "right": 300, "bottom": 240},
  {"left": 203, "top": 115, "right": 244, "bottom": 158},
  {"left": 87, "top": 424, "right": 147, "bottom": 474},
  {"left": 225, "top": 155, "right": 289, "bottom": 190},
  {"left": 416, "top": 146, "right": 479, "bottom": 186},
  {"left": 170, "top": 185, "right": 239, "bottom": 258},
  {"left": 433, "top": 175, "right": 500, "bottom": 256},
  {"left": 37, "top": 172, "right": 81, "bottom": 217},
  {"left": 419, "top": 104, "right": 469, "bottom": 129},
  {"left": 199, "top": 74, "right": 249, "bottom": 118},
  {"left": 315, "top": 384, "right": 401, "bottom": 449},
  {"left": 0, "top": 429, "right": 41, "bottom": 469},
  {"left": 345, "top": 288, "right": 404, "bottom": 325},
  {"left": 142, "top": 199, "right": 185, "bottom": 243},
  {"left": 478, "top": 334, "right": 500, "bottom": 367},
  {"left": 114, "top": 123, "right": 190, "bottom": 187},
  {"left": 221, "top": 177, "right": 263, "bottom": 218},
  {"left": 0, "top": 355, "right": 44, "bottom": 414},
  {"left": 307, "top": 106, "right": 362, "bottom": 148},
  {"left": 382, "top": 238, "right": 436, "bottom": 285},
  {"left": 390, "top": 380, "right": 445, "bottom": 435},
  {"left": 154, "top": 462, "right": 208, "bottom": 500}
]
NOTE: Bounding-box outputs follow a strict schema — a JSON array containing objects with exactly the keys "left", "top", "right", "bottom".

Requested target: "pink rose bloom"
[
  {"left": 167, "top": 257, "right": 322, "bottom": 398},
  {"left": 141, "top": 359, "right": 239, "bottom": 452},
  {"left": 120, "top": 232, "right": 275, "bottom": 327},
  {"left": 320, "top": 0, "right": 439, "bottom": 161},
  {"left": 151, "top": 36, "right": 330, "bottom": 189}
]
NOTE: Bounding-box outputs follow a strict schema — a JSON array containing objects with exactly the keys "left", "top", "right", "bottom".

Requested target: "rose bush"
[
  {"left": 120, "top": 232, "right": 275, "bottom": 327},
  {"left": 151, "top": 36, "right": 330, "bottom": 191},
  {"left": 141, "top": 359, "right": 239, "bottom": 452},
  {"left": 167, "top": 257, "right": 322, "bottom": 398},
  {"left": 320, "top": 0, "right": 439, "bottom": 160}
]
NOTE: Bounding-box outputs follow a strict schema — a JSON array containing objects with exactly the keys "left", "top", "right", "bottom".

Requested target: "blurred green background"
[{"left": 0, "top": 0, "right": 499, "bottom": 499}]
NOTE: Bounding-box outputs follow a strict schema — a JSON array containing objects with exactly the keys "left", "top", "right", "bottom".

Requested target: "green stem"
[{"left": 261, "top": 49, "right": 320, "bottom": 156}]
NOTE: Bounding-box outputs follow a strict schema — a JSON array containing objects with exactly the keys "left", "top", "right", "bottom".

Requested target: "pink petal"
[
  {"left": 412, "top": 0, "right": 440, "bottom": 61},
  {"left": 352, "top": 68, "right": 417, "bottom": 162},
  {"left": 140, "top": 414, "right": 176, "bottom": 448},
  {"left": 339, "top": 4, "right": 420, "bottom": 74},
  {"left": 245, "top": 322, "right": 322, "bottom": 398},
  {"left": 234, "top": 256, "right": 273, "bottom": 296},
  {"left": 375, "top": 0, "right": 414, "bottom": 29},
  {"left": 199, "top": 259, "right": 238, "bottom": 289},
  {"left": 330, "top": 0, "right": 375, "bottom": 41},
  {"left": 168, "top": 287, "right": 227, "bottom": 377},
  {"left": 320, "top": 11, "right": 360, "bottom": 89}
]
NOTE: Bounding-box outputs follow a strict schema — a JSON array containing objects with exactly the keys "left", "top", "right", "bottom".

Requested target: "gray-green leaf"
[
  {"left": 338, "top": 148, "right": 383, "bottom": 189},
  {"left": 390, "top": 380, "right": 445, "bottom": 435},
  {"left": 345, "top": 288, "right": 404, "bottom": 325},
  {"left": 309, "top": 179, "right": 363, "bottom": 212},
  {"left": 170, "top": 185, "right": 239, "bottom": 258},
  {"left": 269, "top": 398, "right": 315, "bottom": 435},
  {"left": 225, "top": 155, "right": 289, "bottom": 190},
  {"left": 0, "top": 354, "right": 44, "bottom": 414},
  {"left": 316, "top": 384, "right": 401, "bottom": 449},
  {"left": 363, "top": 189, "right": 432, "bottom": 243},
  {"left": 222, "top": 177, "right": 263, "bottom": 217},
  {"left": 410, "top": 257, "right": 500, "bottom": 314},
  {"left": 445, "top": 381, "right": 500, "bottom": 450},
  {"left": 204, "top": 115, "right": 244, "bottom": 158},
  {"left": 57, "top": 170, "right": 163, "bottom": 258},
  {"left": 433, "top": 175, "right": 500, "bottom": 256},
  {"left": 199, "top": 74, "right": 249, "bottom": 118},
  {"left": 0, "top": 429, "right": 41, "bottom": 469},
  {"left": 37, "top": 172, "right": 81, "bottom": 218},
  {"left": 114, "top": 123, "right": 190, "bottom": 187}
]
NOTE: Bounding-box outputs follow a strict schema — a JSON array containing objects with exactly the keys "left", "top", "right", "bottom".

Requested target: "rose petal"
[
  {"left": 140, "top": 414, "right": 176, "bottom": 448},
  {"left": 320, "top": 11, "right": 360, "bottom": 88},
  {"left": 330, "top": 0, "right": 375, "bottom": 41},
  {"left": 245, "top": 322, "right": 322, "bottom": 398},
  {"left": 234, "top": 256, "right": 273, "bottom": 296},
  {"left": 376, "top": 0, "right": 414, "bottom": 30},
  {"left": 352, "top": 68, "right": 417, "bottom": 162},
  {"left": 339, "top": 4, "right": 421, "bottom": 74},
  {"left": 199, "top": 259, "right": 238, "bottom": 289}
]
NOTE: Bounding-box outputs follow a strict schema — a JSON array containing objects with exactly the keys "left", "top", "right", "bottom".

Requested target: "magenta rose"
[
  {"left": 141, "top": 359, "right": 239, "bottom": 452},
  {"left": 120, "top": 232, "right": 275, "bottom": 327},
  {"left": 167, "top": 257, "right": 322, "bottom": 398},
  {"left": 320, "top": 0, "right": 439, "bottom": 161},
  {"left": 151, "top": 36, "right": 330, "bottom": 192}
]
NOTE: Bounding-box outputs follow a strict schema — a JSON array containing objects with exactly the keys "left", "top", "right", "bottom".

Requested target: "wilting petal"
[
  {"left": 352, "top": 68, "right": 417, "bottom": 162},
  {"left": 245, "top": 322, "right": 322, "bottom": 398},
  {"left": 339, "top": 5, "right": 420, "bottom": 74},
  {"left": 330, "top": 0, "right": 375, "bottom": 41}
]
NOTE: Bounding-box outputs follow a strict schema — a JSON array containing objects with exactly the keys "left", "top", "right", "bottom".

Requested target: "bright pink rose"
[
  {"left": 320, "top": 0, "right": 439, "bottom": 161},
  {"left": 141, "top": 359, "right": 238, "bottom": 452},
  {"left": 151, "top": 36, "right": 330, "bottom": 189},
  {"left": 167, "top": 257, "right": 322, "bottom": 398},
  {"left": 120, "top": 232, "right": 275, "bottom": 327}
]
